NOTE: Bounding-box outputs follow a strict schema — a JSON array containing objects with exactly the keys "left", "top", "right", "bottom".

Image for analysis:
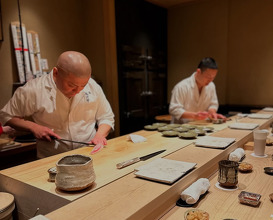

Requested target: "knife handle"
[{"left": 116, "top": 157, "right": 140, "bottom": 169}]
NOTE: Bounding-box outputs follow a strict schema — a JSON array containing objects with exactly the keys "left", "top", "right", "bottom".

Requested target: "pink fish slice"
[{"left": 90, "top": 143, "right": 104, "bottom": 154}]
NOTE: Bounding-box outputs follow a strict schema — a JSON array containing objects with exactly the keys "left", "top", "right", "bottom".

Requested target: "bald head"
[
  {"left": 56, "top": 51, "right": 91, "bottom": 78},
  {"left": 53, "top": 51, "right": 92, "bottom": 98}
]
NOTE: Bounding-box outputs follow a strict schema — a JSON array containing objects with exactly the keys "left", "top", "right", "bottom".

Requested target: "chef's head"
[
  {"left": 53, "top": 51, "right": 91, "bottom": 98},
  {"left": 195, "top": 57, "right": 218, "bottom": 88}
]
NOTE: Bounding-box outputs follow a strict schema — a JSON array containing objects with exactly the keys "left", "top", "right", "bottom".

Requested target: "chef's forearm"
[
  {"left": 96, "top": 124, "right": 112, "bottom": 138},
  {"left": 6, "top": 117, "right": 38, "bottom": 133}
]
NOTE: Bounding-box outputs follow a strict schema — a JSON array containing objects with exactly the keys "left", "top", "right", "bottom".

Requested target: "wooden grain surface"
[
  {"left": 161, "top": 147, "right": 273, "bottom": 220},
  {"left": 0, "top": 121, "right": 232, "bottom": 201},
  {"left": 1, "top": 113, "right": 272, "bottom": 219},
  {"left": 46, "top": 114, "right": 273, "bottom": 220}
]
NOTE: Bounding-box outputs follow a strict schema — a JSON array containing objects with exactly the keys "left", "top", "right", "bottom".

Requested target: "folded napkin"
[
  {"left": 229, "top": 148, "right": 245, "bottom": 162},
  {"left": 128, "top": 134, "right": 147, "bottom": 143},
  {"left": 181, "top": 178, "right": 210, "bottom": 204}
]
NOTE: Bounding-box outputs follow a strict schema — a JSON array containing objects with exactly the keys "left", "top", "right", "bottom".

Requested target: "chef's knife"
[
  {"left": 52, "top": 137, "right": 93, "bottom": 146},
  {"left": 116, "top": 149, "right": 166, "bottom": 169}
]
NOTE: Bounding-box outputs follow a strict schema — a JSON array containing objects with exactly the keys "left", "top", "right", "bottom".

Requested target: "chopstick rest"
[{"left": 180, "top": 178, "right": 210, "bottom": 204}]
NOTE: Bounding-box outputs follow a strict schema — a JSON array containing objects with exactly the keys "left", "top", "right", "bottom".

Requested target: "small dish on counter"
[
  {"left": 238, "top": 191, "right": 261, "bottom": 206},
  {"left": 179, "top": 131, "right": 198, "bottom": 139},
  {"left": 181, "top": 124, "right": 197, "bottom": 130},
  {"left": 162, "top": 130, "right": 179, "bottom": 137},
  {"left": 173, "top": 127, "right": 189, "bottom": 133},
  {"left": 152, "top": 122, "right": 167, "bottom": 127},
  {"left": 167, "top": 124, "right": 181, "bottom": 128},
  {"left": 264, "top": 167, "right": 273, "bottom": 175},
  {"left": 184, "top": 208, "right": 209, "bottom": 220},
  {"left": 194, "top": 128, "right": 206, "bottom": 136},
  {"left": 144, "top": 125, "right": 158, "bottom": 131},
  {"left": 203, "top": 127, "right": 214, "bottom": 132},
  {"left": 238, "top": 162, "right": 253, "bottom": 173},
  {"left": 158, "top": 126, "right": 172, "bottom": 132}
]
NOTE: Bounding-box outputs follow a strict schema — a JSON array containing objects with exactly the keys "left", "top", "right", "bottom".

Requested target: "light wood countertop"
[
  {"left": 0, "top": 113, "right": 272, "bottom": 219},
  {"left": 46, "top": 114, "right": 273, "bottom": 220},
  {"left": 161, "top": 147, "right": 273, "bottom": 220}
]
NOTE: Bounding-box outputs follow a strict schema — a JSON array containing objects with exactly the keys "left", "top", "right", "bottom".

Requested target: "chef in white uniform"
[
  {"left": 169, "top": 57, "right": 226, "bottom": 124},
  {"left": 0, "top": 51, "right": 114, "bottom": 158}
]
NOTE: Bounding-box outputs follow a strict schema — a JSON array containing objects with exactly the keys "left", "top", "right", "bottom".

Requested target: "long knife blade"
[
  {"left": 116, "top": 149, "right": 166, "bottom": 169},
  {"left": 52, "top": 137, "right": 93, "bottom": 146}
]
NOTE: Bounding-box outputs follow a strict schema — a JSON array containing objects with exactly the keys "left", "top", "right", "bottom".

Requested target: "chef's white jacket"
[
  {"left": 169, "top": 72, "right": 219, "bottom": 123},
  {"left": 0, "top": 71, "right": 115, "bottom": 158}
]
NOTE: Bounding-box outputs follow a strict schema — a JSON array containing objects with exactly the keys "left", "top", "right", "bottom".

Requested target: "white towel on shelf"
[
  {"left": 229, "top": 148, "right": 245, "bottom": 162},
  {"left": 128, "top": 134, "right": 147, "bottom": 143},
  {"left": 180, "top": 178, "right": 210, "bottom": 204}
]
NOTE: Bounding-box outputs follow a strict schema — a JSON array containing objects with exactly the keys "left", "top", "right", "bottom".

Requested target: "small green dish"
[
  {"left": 194, "top": 128, "right": 206, "bottom": 136},
  {"left": 167, "top": 124, "right": 181, "bottom": 128},
  {"left": 173, "top": 127, "right": 189, "bottom": 133},
  {"left": 152, "top": 122, "right": 167, "bottom": 127},
  {"left": 162, "top": 130, "right": 179, "bottom": 137},
  {"left": 181, "top": 124, "right": 197, "bottom": 130},
  {"left": 158, "top": 126, "right": 172, "bottom": 132},
  {"left": 179, "top": 131, "right": 198, "bottom": 139},
  {"left": 204, "top": 127, "right": 214, "bottom": 132},
  {"left": 144, "top": 125, "right": 158, "bottom": 131}
]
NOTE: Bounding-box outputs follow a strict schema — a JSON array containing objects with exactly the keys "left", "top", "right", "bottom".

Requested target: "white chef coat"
[
  {"left": 0, "top": 71, "right": 114, "bottom": 158},
  {"left": 169, "top": 72, "right": 219, "bottom": 123}
]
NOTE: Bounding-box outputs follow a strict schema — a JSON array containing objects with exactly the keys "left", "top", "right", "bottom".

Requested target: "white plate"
[
  {"left": 134, "top": 158, "right": 196, "bottom": 184},
  {"left": 262, "top": 107, "right": 273, "bottom": 112},
  {"left": 195, "top": 136, "right": 236, "bottom": 149},
  {"left": 215, "top": 182, "right": 238, "bottom": 191},
  {"left": 228, "top": 122, "right": 259, "bottom": 130},
  {"left": 248, "top": 113, "right": 272, "bottom": 119}
]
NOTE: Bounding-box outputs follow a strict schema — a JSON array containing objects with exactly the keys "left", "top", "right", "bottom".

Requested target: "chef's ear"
[{"left": 53, "top": 67, "right": 58, "bottom": 77}]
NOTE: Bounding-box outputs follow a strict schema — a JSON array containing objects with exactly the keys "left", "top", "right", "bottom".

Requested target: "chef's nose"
[{"left": 73, "top": 86, "right": 82, "bottom": 93}]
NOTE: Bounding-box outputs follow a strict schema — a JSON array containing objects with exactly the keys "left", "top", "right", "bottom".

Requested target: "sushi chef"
[
  {"left": 169, "top": 57, "right": 226, "bottom": 124},
  {"left": 0, "top": 51, "right": 114, "bottom": 158}
]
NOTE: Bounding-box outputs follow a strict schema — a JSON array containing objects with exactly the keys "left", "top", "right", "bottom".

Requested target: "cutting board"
[{"left": 134, "top": 158, "right": 196, "bottom": 184}]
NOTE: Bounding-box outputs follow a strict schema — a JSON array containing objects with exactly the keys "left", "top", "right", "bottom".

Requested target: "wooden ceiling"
[{"left": 145, "top": 0, "right": 202, "bottom": 8}]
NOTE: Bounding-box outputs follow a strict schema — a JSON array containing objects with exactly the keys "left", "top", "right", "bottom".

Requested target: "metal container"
[
  {"left": 238, "top": 191, "right": 261, "bottom": 206},
  {"left": 55, "top": 154, "right": 96, "bottom": 191}
]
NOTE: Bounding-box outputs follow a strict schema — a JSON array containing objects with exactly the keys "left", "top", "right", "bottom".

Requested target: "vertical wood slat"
[{"left": 103, "top": 0, "right": 120, "bottom": 137}]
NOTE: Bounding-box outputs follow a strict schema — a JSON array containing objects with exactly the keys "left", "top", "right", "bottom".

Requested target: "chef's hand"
[
  {"left": 89, "top": 124, "right": 112, "bottom": 146},
  {"left": 216, "top": 113, "right": 227, "bottom": 121},
  {"left": 194, "top": 111, "right": 210, "bottom": 120},
  {"left": 2, "top": 126, "right": 15, "bottom": 135},
  {"left": 90, "top": 133, "right": 107, "bottom": 146},
  {"left": 30, "top": 124, "right": 60, "bottom": 142},
  {"left": 209, "top": 112, "right": 226, "bottom": 121}
]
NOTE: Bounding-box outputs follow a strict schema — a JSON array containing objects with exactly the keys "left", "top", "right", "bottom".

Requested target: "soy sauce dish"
[{"left": 264, "top": 167, "right": 273, "bottom": 175}]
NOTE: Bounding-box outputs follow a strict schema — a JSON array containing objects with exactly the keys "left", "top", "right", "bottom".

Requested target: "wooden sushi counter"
[{"left": 0, "top": 112, "right": 272, "bottom": 220}]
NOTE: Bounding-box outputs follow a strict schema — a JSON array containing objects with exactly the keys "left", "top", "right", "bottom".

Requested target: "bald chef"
[{"left": 0, "top": 51, "right": 114, "bottom": 158}]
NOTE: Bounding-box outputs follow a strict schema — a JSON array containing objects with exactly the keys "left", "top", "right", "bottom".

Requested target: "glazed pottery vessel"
[{"left": 55, "top": 154, "right": 96, "bottom": 191}]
